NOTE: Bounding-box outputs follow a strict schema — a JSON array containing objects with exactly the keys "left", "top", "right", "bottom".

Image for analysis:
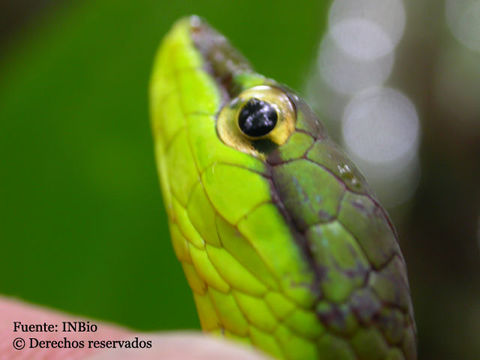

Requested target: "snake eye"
[
  {"left": 238, "top": 98, "right": 278, "bottom": 137},
  {"left": 217, "top": 85, "right": 296, "bottom": 158}
]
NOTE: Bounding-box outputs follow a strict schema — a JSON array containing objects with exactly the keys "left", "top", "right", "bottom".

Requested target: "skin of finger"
[{"left": 0, "top": 297, "right": 269, "bottom": 360}]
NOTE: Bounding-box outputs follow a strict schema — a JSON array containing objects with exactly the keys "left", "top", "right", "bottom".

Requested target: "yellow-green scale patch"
[
  {"left": 186, "top": 182, "right": 222, "bottom": 247},
  {"left": 171, "top": 195, "right": 204, "bottom": 249},
  {"left": 193, "top": 292, "right": 219, "bottom": 331},
  {"left": 208, "top": 288, "right": 249, "bottom": 336},
  {"left": 274, "top": 324, "right": 319, "bottom": 360},
  {"left": 306, "top": 221, "right": 370, "bottom": 303},
  {"left": 237, "top": 203, "right": 315, "bottom": 308},
  {"left": 206, "top": 245, "right": 268, "bottom": 296},
  {"left": 182, "top": 262, "right": 206, "bottom": 295}
]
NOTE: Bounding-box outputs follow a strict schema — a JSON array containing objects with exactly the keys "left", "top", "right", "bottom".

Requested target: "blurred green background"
[{"left": 1, "top": 1, "right": 480, "bottom": 360}]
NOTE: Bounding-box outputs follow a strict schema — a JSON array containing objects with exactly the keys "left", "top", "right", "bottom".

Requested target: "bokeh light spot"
[
  {"left": 318, "top": 35, "right": 394, "bottom": 95},
  {"left": 446, "top": 0, "right": 480, "bottom": 53},
  {"left": 330, "top": 18, "right": 394, "bottom": 60},
  {"left": 329, "top": 0, "right": 406, "bottom": 60},
  {"left": 341, "top": 87, "right": 419, "bottom": 165}
]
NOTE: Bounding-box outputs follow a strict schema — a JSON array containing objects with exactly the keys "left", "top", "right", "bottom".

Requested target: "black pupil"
[{"left": 238, "top": 98, "right": 277, "bottom": 137}]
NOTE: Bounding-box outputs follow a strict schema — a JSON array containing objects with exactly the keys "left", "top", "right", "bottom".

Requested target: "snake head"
[{"left": 151, "top": 16, "right": 417, "bottom": 360}]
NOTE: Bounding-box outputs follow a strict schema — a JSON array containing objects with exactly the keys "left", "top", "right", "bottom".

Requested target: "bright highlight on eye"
[{"left": 217, "top": 85, "right": 296, "bottom": 158}]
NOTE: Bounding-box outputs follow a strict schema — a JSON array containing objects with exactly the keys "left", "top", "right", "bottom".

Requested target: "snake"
[{"left": 149, "top": 16, "right": 417, "bottom": 360}]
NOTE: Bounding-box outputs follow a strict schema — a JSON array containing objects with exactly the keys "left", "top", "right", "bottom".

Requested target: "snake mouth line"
[{"left": 189, "top": 16, "right": 253, "bottom": 104}]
